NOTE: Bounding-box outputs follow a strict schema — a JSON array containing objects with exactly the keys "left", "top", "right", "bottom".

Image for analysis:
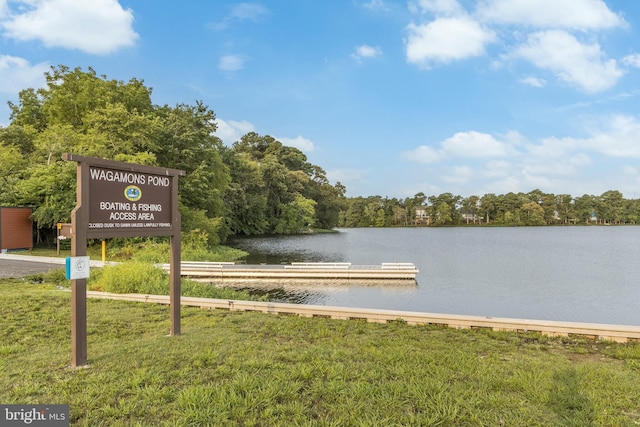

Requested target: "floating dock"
[{"left": 159, "top": 262, "right": 419, "bottom": 281}]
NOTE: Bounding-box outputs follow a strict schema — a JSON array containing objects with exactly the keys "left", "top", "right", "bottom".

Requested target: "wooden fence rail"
[{"left": 86, "top": 291, "right": 640, "bottom": 343}]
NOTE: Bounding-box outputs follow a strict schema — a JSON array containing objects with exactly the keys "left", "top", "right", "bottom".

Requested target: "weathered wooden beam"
[{"left": 86, "top": 291, "right": 640, "bottom": 343}]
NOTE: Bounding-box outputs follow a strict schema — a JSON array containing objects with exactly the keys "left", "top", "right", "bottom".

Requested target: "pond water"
[{"left": 227, "top": 227, "right": 640, "bottom": 326}]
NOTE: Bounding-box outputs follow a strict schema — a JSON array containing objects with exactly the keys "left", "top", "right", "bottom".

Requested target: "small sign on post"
[
  {"left": 63, "top": 154, "right": 185, "bottom": 367},
  {"left": 56, "top": 223, "right": 72, "bottom": 255},
  {"left": 65, "top": 256, "right": 90, "bottom": 280}
]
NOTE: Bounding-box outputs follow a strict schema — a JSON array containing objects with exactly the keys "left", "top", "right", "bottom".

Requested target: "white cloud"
[
  {"left": 441, "top": 131, "right": 515, "bottom": 157},
  {"left": 215, "top": 120, "right": 314, "bottom": 155},
  {"left": 209, "top": 2, "right": 269, "bottom": 30},
  {"left": 230, "top": 3, "right": 269, "bottom": 21},
  {"left": 622, "top": 54, "right": 640, "bottom": 68},
  {"left": 585, "top": 115, "right": 640, "bottom": 158},
  {"left": 411, "top": 0, "right": 463, "bottom": 16},
  {"left": 405, "top": 116, "right": 640, "bottom": 170},
  {"left": 218, "top": 54, "right": 246, "bottom": 72},
  {"left": 500, "top": 116, "right": 640, "bottom": 192},
  {"left": 362, "top": 0, "right": 388, "bottom": 12},
  {"left": 483, "top": 160, "right": 511, "bottom": 178},
  {"left": 1, "top": 0, "right": 138, "bottom": 55},
  {"left": 568, "top": 153, "right": 591, "bottom": 167},
  {"left": 401, "top": 115, "right": 640, "bottom": 197},
  {"left": 521, "top": 154, "right": 588, "bottom": 177},
  {"left": 0, "top": 55, "right": 49, "bottom": 93},
  {"left": 443, "top": 165, "right": 473, "bottom": 184},
  {"left": 527, "top": 135, "right": 579, "bottom": 158},
  {"left": 326, "top": 168, "right": 368, "bottom": 192},
  {"left": 501, "top": 130, "right": 528, "bottom": 146},
  {"left": 505, "top": 116, "right": 640, "bottom": 196},
  {"left": 476, "top": 0, "right": 625, "bottom": 30},
  {"left": 405, "top": 17, "right": 495, "bottom": 67},
  {"left": 214, "top": 118, "right": 255, "bottom": 145},
  {"left": 402, "top": 0, "right": 628, "bottom": 95},
  {"left": 511, "top": 30, "right": 623, "bottom": 93},
  {"left": 403, "top": 131, "right": 515, "bottom": 164},
  {"left": 351, "top": 44, "right": 382, "bottom": 62},
  {"left": 278, "top": 136, "right": 315, "bottom": 152},
  {"left": 480, "top": 175, "right": 523, "bottom": 195},
  {"left": 402, "top": 145, "right": 442, "bottom": 163},
  {"left": 519, "top": 76, "right": 546, "bottom": 88}
]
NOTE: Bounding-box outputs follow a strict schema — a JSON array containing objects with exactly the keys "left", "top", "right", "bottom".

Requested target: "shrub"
[
  {"left": 89, "top": 261, "right": 265, "bottom": 301},
  {"left": 106, "top": 231, "right": 247, "bottom": 264},
  {"left": 90, "top": 262, "right": 168, "bottom": 294},
  {"left": 44, "top": 268, "right": 68, "bottom": 286},
  {"left": 24, "top": 268, "right": 68, "bottom": 286}
]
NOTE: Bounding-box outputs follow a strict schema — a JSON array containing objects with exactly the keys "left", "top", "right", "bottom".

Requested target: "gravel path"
[
  {"left": 0, "top": 254, "right": 112, "bottom": 279},
  {"left": 0, "top": 258, "right": 63, "bottom": 278}
]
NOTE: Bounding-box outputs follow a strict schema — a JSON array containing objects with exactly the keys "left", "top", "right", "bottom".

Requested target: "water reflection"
[
  {"left": 230, "top": 233, "right": 347, "bottom": 265},
  {"left": 208, "top": 277, "right": 417, "bottom": 305},
  {"left": 227, "top": 285, "right": 324, "bottom": 305}
]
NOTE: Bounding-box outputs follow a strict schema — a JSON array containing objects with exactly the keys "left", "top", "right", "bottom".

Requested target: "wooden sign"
[{"left": 63, "top": 154, "right": 185, "bottom": 367}]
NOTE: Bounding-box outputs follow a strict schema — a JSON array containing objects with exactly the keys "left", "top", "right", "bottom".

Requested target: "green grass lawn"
[{"left": 2, "top": 279, "right": 640, "bottom": 426}]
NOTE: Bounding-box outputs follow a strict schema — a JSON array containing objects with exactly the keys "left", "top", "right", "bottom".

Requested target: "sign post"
[
  {"left": 63, "top": 154, "right": 185, "bottom": 367},
  {"left": 56, "top": 223, "right": 72, "bottom": 255}
]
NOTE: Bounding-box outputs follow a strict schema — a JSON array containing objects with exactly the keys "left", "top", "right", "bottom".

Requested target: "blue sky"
[{"left": 1, "top": 0, "right": 640, "bottom": 199}]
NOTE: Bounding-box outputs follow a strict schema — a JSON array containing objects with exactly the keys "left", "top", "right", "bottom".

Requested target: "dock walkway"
[{"left": 159, "top": 261, "right": 419, "bottom": 281}]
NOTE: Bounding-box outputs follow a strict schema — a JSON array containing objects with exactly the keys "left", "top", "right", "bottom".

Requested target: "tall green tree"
[
  {"left": 274, "top": 195, "right": 317, "bottom": 234},
  {"left": 153, "top": 102, "right": 230, "bottom": 221},
  {"left": 555, "top": 194, "right": 575, "bottom": 224},
  {"left": 596, "top": 190, "right": 625, "bottom": 224},
  {"left": 0, "top": 145, "right": 29, "bottom": 205},
  {"left": 305, "top": 166, "right": 346, "bottom": 229},
  {"left": 405, "top": 192, "right": 427, "bottom": 225},
  {"left": 479, "top": 193, "right": 497, "bottom": 224},
  {"left": 461, "top": 195, "right": 480, "bottom": 223},
  {"left": 526, "top": 189, "right": 556, "bottom": 224},
  {"left": 521, "top": 201, "right": 545, "bottom": 225},
  {"left": 433, "top": 202, "right": 453, "bottom": 226},
  {"left": 624, "top": 198, "right": 640, "bottom": 224},
  {"left": 574, "top": 194, "right": 596, "bottom": 223},
  {"left": 226, "top": 132, "right": 343, "bottom": 234},
  {"left": 1, "top": 66, "right": 231, "bottom": 244},
  {"left": 495, "top": 192, "right": 528, "bottom": 225},
  {"left": 428, "top": 193, "right": 461, "bottom": 225},
  {"left": 222, "top": 149, "right": 269, "bottom": 235}
]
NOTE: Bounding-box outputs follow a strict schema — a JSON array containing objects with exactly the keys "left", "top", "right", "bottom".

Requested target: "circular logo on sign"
[{"left": 124, "top": 185, "right": 142, "bottom": 201}]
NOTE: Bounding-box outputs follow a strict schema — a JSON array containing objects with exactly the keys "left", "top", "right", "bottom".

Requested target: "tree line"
[
  {"left": 0, "top": 66, "right": 345, "bottom": 245},
  {"left": 338, "top": 189, "right": 640, "bottom": 227}
]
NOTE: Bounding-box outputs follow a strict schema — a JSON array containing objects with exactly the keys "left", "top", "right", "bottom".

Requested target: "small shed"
[{"left": 0, "top": 207, "right": 33, "bottom": 251}]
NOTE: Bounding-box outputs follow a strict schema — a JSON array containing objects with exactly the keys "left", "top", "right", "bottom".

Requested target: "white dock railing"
[{"left": 286, "top": 262, "right": 352, "bottom": 269}]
